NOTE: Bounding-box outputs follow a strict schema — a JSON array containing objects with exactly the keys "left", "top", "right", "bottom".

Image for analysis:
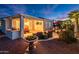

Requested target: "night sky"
[{"left": 0, "top": 4, "right": 79, "bottom": 20}]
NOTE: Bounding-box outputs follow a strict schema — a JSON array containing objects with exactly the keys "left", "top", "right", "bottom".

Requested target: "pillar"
[
  {"left": 20, "top": 15, "right": 24, "bottom": 38},
  {"left": 9, "top": 17, "right": 12, "bottom": 29}
]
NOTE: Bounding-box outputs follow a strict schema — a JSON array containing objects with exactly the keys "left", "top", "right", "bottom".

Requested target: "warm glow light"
[
  {"left": 24, "top": 22, "right": 29, "bottom": 25},
  {"left": 12, "top": 18, "right": 20, "bottom": 31}
]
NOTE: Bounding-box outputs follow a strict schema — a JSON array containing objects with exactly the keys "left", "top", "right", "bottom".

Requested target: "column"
[
  {"left": 3, "top": 18, "right": 6, "bottom": 33},
  {"left": 9, "top": 17, "right": 12, "bottom": 30},
  {"left": 20, "top": 15, "right": 24, "bottom": 38}
]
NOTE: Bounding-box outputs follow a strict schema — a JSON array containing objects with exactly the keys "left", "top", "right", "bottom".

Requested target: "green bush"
[
  {"left": 26, "top": 35, "right": 37, "bottom": 41},
  {"left": 59, "top": 29, "right": 77, "bottom": 44},
  {"left": 47, "top": 30, "right": 53, "bottom": 38},
  {"left": 36, "top": 32, "right": 48, "bottom": 39}
]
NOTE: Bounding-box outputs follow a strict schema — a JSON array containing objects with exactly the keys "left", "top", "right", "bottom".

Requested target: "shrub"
[
  {"left": 36, "top": 32, "right": 48, "bottom": 39},
  {"left": 59, "top": 29, "right": 77, "bottom": 44},
  {"left": 47, "top": 30, "right": 53, "bottom": 38},
  {"left": 26, "top": 35, "right": 37, "bottom": 41}
]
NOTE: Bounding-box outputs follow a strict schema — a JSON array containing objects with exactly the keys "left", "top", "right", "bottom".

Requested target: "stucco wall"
[
  {"left": 6, "top": 31, "right": 12, "bottom": 39},
  {"left": 6, "top": 31, "right": 20, "bottom": 40},
  {"left": 12, "top": 31, "right": 20, "bottom": 39},
  {"left": 44, "top": 20, "right": 53, "bottom": 31}
]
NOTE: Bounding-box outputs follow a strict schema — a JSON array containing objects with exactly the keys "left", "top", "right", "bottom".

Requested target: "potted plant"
[
  {"left": 26, "top": 34, "right": 37, "bottom": 41},
  {"left": 26, "top": 34, "right": 37, "bottom": 54}
]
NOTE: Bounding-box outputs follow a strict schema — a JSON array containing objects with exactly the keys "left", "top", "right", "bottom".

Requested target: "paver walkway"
[
  {"left": 0, "top": 37, "right": 29, "bottom": 54},
  {"left": 0, "top": 32, "right": 79, "bottom": 54},
  {"left": 33, "top": 39, "right": 79, "bottom": 54}
]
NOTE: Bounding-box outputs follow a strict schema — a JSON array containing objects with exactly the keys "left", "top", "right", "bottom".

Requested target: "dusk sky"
[{"left": 0, "top": 4, "right": 79, "bottom": 20}]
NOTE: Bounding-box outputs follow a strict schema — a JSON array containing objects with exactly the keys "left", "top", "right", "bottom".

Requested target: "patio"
[
  {"left": 33, "top": 39, "right": 79, "bottom": 54},
  {"left": 0, "top": 31, "right": 79, "bottom": 54}
]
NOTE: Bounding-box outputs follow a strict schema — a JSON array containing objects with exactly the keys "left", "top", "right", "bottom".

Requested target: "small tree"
[
  {"left": 68, "top": 10, "right": 79, "bottom": 38},
  {"left": 59, "top": 20, "right": 77, "bottom": 43}
]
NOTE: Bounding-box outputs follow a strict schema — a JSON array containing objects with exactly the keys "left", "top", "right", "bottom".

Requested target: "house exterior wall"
[
  {"left": 0, "top": 19, "right": 6, "bottom": 33},
  {"left": 0, "top": 14, "right": 53, "bottom": 40},
  {"left": 5, "top": 18, "right": 11, "bottom": 30},
  {"left": 24, "top": 17, "right": 44, "bottom": 33},
  {"left": 6, "top": 31, "right": 12, "bottom": 39},
  {"left": 6, "top": 31, "right": 20, "bottom": 39},
  {"left": 4, "top": 17, "right": 20, "bottom": 40},
  {"left": 33, "top": 19, "right": 44, "bottom": 32},
  {"left": 1, "top": 18, "right": 20, "bottom": 40},
  {"left": 44, "top": 20, "right": 53, "bottom": 31},
  {"left": 12, "top": 31, "right": 20, "bottom": 39}
]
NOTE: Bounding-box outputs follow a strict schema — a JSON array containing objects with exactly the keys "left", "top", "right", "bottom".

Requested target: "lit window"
[{"left": 36, "top": 22, "right": 42, "bottom": 25}]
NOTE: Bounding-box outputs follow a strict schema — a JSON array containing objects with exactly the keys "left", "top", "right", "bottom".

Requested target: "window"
[
  {"left": 48, "top": 22, "right": 51, "bottom": 27},
  {"left": 36, "top": 22, "right": 42, "bottom": 25},
  {"left": 12, "top": 18, "right": 20, "bottom": 31}
]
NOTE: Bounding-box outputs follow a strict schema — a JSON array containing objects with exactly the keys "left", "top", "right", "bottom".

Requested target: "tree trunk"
[{"left": 74, "top": 18, "right": 78, "bottom": 38}]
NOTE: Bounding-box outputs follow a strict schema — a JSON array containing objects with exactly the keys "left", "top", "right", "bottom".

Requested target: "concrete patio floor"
[
  {"left": 0, "top": 31, "right": 79, "bottom": 54},
  {"left": 0, "top": 36, "right": 79, "bottom": 54},
  {"left": 0, "top": 37, "right": 29, "bottom": 54},
  {"left": 33, "top": 39, "right": 79, "bottom": 54}
]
